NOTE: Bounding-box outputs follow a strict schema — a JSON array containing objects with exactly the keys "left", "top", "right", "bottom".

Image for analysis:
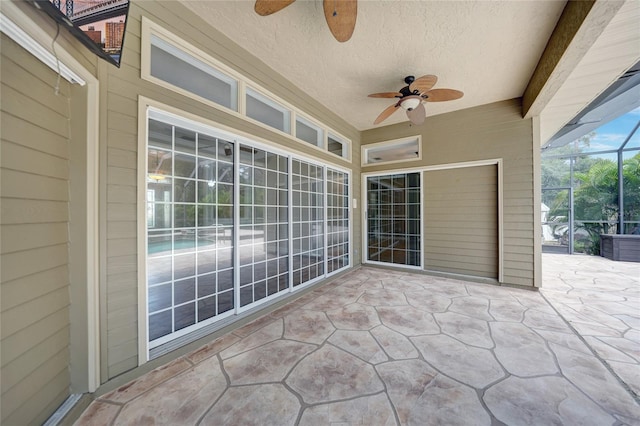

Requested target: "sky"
[{"left": 585, "top": 106, "right": 640, "bottom": 154}]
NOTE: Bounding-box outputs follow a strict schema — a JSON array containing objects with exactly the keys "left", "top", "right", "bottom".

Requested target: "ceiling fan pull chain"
[{"left": 333, "top": 0, "right": 337, "bottom": 16}]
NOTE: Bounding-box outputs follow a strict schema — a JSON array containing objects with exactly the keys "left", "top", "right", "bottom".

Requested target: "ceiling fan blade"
[
  {"left": 323, "top": 0, "right": 357, "bottom": 42},
  {"left": 424, "top": 89, "right": 464, "bottom": 102},
  {"left": 374, "top": 102, "right": 399, "bottom": 125},
  {"left": 368, "top": 92, "right": 402, "bottom": 99},
  {"left": 406, "top": 102, "right": 426, "bottom": 125},
  {"left": 409, "top": 75, "right": 437, "bottom": 94},
  {"left": 255, "top": 0, "right": 296, "bottom": 16}
]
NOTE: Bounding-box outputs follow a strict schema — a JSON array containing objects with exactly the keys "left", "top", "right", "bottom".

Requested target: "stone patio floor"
[{"left": 75, "top": 254, "right": 640, "bottom": 425}]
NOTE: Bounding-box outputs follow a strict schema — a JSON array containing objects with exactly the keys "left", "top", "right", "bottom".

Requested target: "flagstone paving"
[{"left": 75, "top": 256, "right": 640, "bottom": 425}]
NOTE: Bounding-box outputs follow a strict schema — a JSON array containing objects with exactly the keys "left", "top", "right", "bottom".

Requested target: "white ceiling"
[{"left": 183, "top": 0, "right": 566, "bottom": 131}]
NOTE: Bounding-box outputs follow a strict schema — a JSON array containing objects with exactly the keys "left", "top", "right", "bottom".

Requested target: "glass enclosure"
[{"left": 541, "top": 109, "right": 640, "bottom": 254}]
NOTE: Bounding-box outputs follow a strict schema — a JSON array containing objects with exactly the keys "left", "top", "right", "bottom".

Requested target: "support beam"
[{"left": 522, "top": 0, "right": 625, "bottom": 119}]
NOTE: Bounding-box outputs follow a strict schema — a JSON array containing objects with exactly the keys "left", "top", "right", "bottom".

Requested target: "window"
[
  {"left": 366, "top": 172, "right": 421, "bottom": 267},
  {"left": 149, "top": 35, "right": 238, "bottom": 111},
  {"left": 291, "top": 159, "right": 324, "bottom": 286},
  {"left": 362, "top": 136, "right": 421, "bottom": 166},
  {"left": 143, "top": 19, "right": 352, "bottom": 162},
  {"left": 296, "top": 116, "right": 323, "bottom": 148},
  {"left": 146, "top": 119, "right": 235, "bottom": 346},
  {"left": 246, "top": 87, "right": 291, "bottom": 133},
  {"left": 328, "top": 133, "right": 349, "bottom": 159},
  {"left": 144, "top": 110, "right": 351, "bottom": 352},
  {"left": 238, "top": 145, "right": 290, "bottom": 307},
  {"left": 326, "top": 168, "right": 349, "bottom": 273}
]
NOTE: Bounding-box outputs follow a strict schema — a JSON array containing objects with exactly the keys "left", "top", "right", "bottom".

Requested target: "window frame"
[
  {"left": 138, "top": 99, "right": 352, "bottom": 362},
  {"left": 141, "top": 17, "right": 352, "bottom": 162},
  {"left": 328, "top": 131, "right": 351, "bottom": 161},
  {"left": 245, "top": 86, "right": 292, "bottom": 134},
  {"left": 362, "top": 135, "right": 422, "bottom": 167},
  {"left": 295, "top": 114, "right": 325, "bottom": 149}
]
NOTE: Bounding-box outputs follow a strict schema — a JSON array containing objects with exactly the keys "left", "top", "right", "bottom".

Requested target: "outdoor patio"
[{"left": 74, "top": 254, "right": 640, "bottom": 425}]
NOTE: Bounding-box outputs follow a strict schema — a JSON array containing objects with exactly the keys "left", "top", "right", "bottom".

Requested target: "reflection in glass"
[
  {"left": 292, "top": 159, "right": 324, "bottom": 285},
  {"left": 327, "top": 169, "right": 349, "bottom": 273},
  {"left": 238, "top": 144, "right": 289, "bottom": 307},
  {"left": 147, "top": 118, "right": 235, "bottom": 346},
  {"left": 367, "top": 172, "right": 421, "bottom": 267}
]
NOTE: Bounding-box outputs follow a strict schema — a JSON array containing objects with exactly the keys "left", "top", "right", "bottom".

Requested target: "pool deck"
[{"left": 73, "top": 254, "right": 640, "bottom": 425}]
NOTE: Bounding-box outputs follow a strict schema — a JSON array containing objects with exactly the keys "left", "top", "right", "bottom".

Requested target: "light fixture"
[
  {"left": 400, "top": 96, "right": 421, "bottom": 111},
  {"left": 148, "top": 173, "right": 166, "bottom": 182},
  {"left": 224, "top": 143, "right": 233, "bottom": 156}
]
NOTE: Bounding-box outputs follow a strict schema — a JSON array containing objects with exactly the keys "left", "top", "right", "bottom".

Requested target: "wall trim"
[
  {"left": 532, "top": 116, "right": 543, "bottom": 287},
  {"left": 361, "top": 158, "right": 505, "bottom": 283},
  {"left": 1, "top": 1, "right": 101, "bottom": 392},
  {"left": 137, "top": 96, "right": 353, "bottom": 363},
  {"left": 0, "top": 11, "right": 85, "bottom": 85}
]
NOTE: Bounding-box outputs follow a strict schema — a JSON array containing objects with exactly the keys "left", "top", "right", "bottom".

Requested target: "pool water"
[{"left": 148, "top": 238, "right": 215, "bottom": 254}]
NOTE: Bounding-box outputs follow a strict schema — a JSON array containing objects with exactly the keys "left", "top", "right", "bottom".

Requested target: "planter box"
[{"left": 600, "top": 234, "right": 640, "bottom": 262}]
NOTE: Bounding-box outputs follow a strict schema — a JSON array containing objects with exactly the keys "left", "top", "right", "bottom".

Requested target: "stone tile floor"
[{"left": 75, "top": 255, "right": 640, "bottom": 425}]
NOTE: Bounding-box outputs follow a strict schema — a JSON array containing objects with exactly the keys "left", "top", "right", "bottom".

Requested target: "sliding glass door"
[
  {"left": 145, "top": 112, "right": 351, "bottom": 349},
  {"left": 366, "top": 172, "right": 421, "bottom": 267}
]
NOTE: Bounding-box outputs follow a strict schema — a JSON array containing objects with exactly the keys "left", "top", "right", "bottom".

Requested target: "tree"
[{"left": 543, "top": 134, "right": 640, "bottom": 254}]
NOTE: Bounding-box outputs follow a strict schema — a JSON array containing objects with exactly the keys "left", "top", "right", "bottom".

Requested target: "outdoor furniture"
[{"left": 600, "top": 234, "right": 640, "bottom": 262}]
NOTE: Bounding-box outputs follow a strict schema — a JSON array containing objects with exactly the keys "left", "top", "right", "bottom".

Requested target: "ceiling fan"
[
  {"left": 369, "top": 75, "right": 464, "bottom": 126},
  {"left": 254, "top": 0, "right": 357, "bottom": 42}
]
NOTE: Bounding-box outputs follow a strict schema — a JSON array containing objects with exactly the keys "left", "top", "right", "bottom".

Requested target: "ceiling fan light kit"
[{"left": 368, "top": 75, "right": 464, "bottom": 126}]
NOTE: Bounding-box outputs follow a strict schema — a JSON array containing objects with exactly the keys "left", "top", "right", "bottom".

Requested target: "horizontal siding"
[
  {"left": 0, "top": 198, "right": 69, "bottom": 225},
  {"left": 424, "top": 165, "right": 498, "bottom": 279},
  {"left": 100, "top": 0, "right": 361, "bottom": 381},
  {"left": 363, "top": 99, "right": 535, "bottom": 287},
  {"left": 0, "top": 33, "right": 71, "bottom": 425}
]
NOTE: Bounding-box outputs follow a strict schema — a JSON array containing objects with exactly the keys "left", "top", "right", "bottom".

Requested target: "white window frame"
[
  {"left": 361, "top": 159, "right": 504, "bottom": 280},
  {"left": 327, "top": 131, "right": 351, "bottom": 161},
  {"left": 362, "top": 135, "right": 422, "bottom": 167},
  {"left": 245, "top": 86, "right": 292, "bottom": 134},
  {"left": 138, "top": 97, "right": 352, "bottom": 362},
  {"left": 295, "top": 114, "right": 324, "bottom": 148},
  {"left": 141, "top": 18, "right": 240, "bottom": 114},
  {"left": 141, "top": 17, "right": 352, "bottom": 162}
]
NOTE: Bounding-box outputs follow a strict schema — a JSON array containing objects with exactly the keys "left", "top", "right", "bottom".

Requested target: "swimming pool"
[{"left": 148, "top": 238, "right": 216, "bottom": 254}]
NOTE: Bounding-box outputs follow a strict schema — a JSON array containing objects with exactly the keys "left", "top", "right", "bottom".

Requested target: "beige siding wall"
[
  {"left": 424, "top": 165, "right": 498, "bottom": 278},
  {"left": 362, "top": 99, "right": 535, "bottom": 287},
  {"left": 0, "top": 34, "right": 72, "bottom": 425},
  {"left": 101, "top": 1, "right": 361, "bottom": 380}
]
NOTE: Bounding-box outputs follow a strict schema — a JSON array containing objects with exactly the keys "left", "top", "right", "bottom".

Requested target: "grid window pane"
[
  {"left": 327, "top": 168, "right": 349, "bottom": 273},
  {"left": 292, "top": 159, "right": 324, "bottom": 285},
  {"left": 367, "top": 172, "right": 420, "bottom": 267},
  {"left": 147, "top": 116, "right": 353, "bottom": 348},
  {"left": 237, "top": 144, "right": 290, "bottom": 305},
  {"left": 147, "top": 117, "right": 235, "bottom": 346}
]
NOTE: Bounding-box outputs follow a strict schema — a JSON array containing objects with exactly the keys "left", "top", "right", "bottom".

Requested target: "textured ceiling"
[{"left": 183, "top": 0, "right": 566, "bottom": 131}]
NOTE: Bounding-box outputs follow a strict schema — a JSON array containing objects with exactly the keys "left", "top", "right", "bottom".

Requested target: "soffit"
[
  {"left": 182, "top": 0, "right": 566, "bottom": 131},
  {"left": 539, "top": 0, "right": 640, "bottom": 145}
]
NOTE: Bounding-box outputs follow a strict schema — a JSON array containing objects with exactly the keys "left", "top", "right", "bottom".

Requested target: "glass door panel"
[
  {"left": 366, "top": 172, "right": 421, "bottom": 267},
  {"left": 147, "top": 119, "right": 235, "bottom": 346},
  {"left": 238, "top": 145, "right": 289, "bottom": 307},
  {"left": 292, "top": 159, "right": 324, "bottom": 286}
]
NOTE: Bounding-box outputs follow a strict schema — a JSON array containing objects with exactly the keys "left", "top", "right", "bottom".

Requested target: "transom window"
[
  {"left": 142, "top": 18, "right": 351, "bottom": 161},
  {"left": 149, "top": 35, "right": 238, "bottom": 111}
]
